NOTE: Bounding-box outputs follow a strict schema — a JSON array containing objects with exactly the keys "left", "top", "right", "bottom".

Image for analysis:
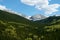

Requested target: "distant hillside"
[
  {"left": 0, "top": 10, "right": 32, "bottom": 24},
  {"left": 0, "top": 10, "right": 60, "bottom": 40},
  {"left": 35, "top": 16, "right": 60, "bottom": 25},
  {"left": 34, "top": 16, "right": 60, "bottom": 40}
]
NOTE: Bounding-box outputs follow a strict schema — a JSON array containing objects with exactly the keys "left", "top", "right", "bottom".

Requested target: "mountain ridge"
[{"left": 0, "top": 9, "right": 47, "bottom": 21}]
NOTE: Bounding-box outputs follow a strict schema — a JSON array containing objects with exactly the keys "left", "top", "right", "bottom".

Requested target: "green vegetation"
[{"left": 0, "top": 10, "right": 60, "bottom": 40}]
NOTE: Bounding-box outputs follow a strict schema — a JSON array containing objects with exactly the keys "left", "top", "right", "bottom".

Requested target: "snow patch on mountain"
[{"left": 30, "top": 14, "right": 47, "bottom": 21}]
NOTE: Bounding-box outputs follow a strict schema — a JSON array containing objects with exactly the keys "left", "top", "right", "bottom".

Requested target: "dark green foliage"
[
  {"left": 0, "top": 10, "right": 33, "bottom": 24},
  {"left": 0, "top": 10, "right": 60, "bottom": 40}
]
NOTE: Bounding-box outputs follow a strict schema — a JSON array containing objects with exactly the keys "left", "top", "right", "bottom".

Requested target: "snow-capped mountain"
[{"left": 30, "top": 14, "right": 47, "bottom": 21}]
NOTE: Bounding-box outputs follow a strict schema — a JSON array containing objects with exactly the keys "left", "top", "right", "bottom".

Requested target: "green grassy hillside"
[
  {"left": 35, "top": 16, "right": 60, "bottom": 40},
  {"left": 0, "top": 10, "right": 60, "bottom": 40},
  {"left": 0, "top": 10, "right": 33, "bottom": 24}
]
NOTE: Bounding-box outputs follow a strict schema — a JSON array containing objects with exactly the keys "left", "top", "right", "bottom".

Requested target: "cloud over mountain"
[{"left": 0, "top": 5, "right": 7, "bottom": 10}]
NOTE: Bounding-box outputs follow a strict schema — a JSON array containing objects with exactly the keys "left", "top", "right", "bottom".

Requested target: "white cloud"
[
  {"left": 21, "top": 0, "right": 37, "bottom": 6},
  {"left": 44, "top": 4, "right": 60, "bottom": 14},
  {"left": 21, "top": 0, "right": 60, "bottom": 15},
  {"left": 56, "top": 15, "right": 60, "bottom": 16},
  {"left": 0, "top": 5, "right": 7, "bottom": 10},
  {"left": 21, "top": 0, "right": 49, "bottom": 6},
  {"left": 0, "top": 5, "right": 26, "bottom": 18}
]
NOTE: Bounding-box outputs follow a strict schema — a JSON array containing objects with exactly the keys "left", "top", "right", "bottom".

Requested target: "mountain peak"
[{"left": 30, "top": 14, "right": 47, "bottom": 21}]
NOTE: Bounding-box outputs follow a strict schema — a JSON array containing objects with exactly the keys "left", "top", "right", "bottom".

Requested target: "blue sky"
[{"left": 0, "top": 0, "right": 60, "bottom": 16}]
